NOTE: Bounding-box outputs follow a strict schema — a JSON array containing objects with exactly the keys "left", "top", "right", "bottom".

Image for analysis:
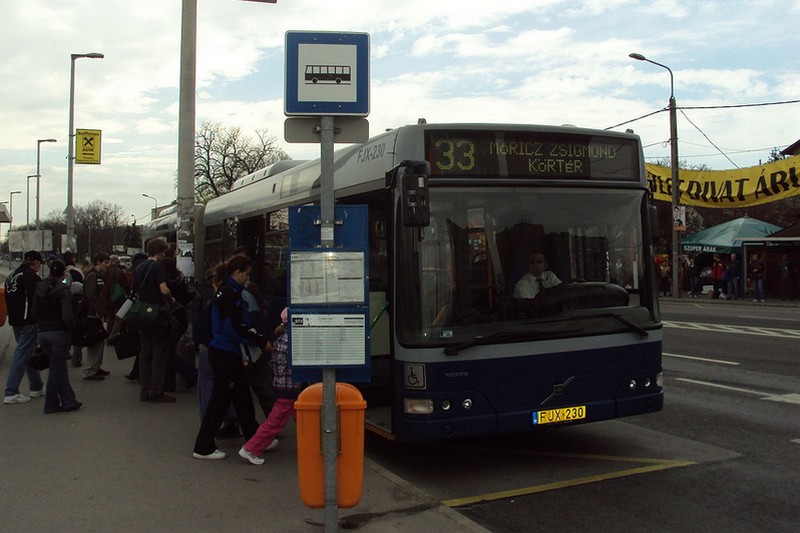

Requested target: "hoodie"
[{"left": 32, "top": 277, "right": 75, "bottom": 332}]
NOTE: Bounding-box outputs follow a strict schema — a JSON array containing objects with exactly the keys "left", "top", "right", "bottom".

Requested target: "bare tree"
[{"left": 194, "top": 122, "right": 291, "bottom": 204}]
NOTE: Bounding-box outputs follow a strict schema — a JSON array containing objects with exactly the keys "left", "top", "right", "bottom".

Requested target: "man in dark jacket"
[
  {"left": 82, "top": 252, "right": 111, "bottom": 380},
  {"left": 3, "top": 250, "right": 46, "bottom": 404}
]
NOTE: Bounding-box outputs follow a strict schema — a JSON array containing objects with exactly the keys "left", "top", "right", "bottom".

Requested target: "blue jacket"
[{"left": 209, "top": 277, "right": 268, "bottom": 354}]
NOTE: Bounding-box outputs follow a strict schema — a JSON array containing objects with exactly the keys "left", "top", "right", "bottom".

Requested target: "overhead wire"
[{"left": 607, "top": 98, "right": 800, "bottom": 165}]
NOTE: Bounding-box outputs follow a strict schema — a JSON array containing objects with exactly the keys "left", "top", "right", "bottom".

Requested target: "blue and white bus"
[{"left": 195, "top": 123, "right": 663, "bottom": 443}]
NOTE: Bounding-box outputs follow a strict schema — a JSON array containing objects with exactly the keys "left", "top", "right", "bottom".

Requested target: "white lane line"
[
  {"left": 676, "top": 378, "right": 800, "bottom": 404},
  {"left": 791, "top": 439, "right": 800, "bottom": 445},
  {"left": 737, "top": 315, "right": 800, "bottom": 323},
  {"left": 663, "top": 352, "right": 740, "bottom": 365},
  {"left": 664, "top": 321, "right": 800, "bottom": 339}
]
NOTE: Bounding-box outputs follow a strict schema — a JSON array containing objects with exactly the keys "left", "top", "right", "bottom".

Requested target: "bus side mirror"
[
  {"left": 649, "top": 204, "right": 660, "bottom": 244},
  {"left": 386, "top": 160, "right": 430, "bottom": 227}
]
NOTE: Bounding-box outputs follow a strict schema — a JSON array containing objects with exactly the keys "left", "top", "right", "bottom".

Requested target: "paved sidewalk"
[{"left": 0, "top": 263, "right": 489, "bottom": 532}]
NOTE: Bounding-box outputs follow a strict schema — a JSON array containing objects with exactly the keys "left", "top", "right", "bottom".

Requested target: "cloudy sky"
[{"left": 1, "top": 0, "right": 799, "bottom": 229}]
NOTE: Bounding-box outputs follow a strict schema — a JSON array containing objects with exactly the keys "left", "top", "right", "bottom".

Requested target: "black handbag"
[
  {"left": 28, "top": 345, "right": 49, "bottom": 371},
  {"left": 112, "top": 330, "right": 141, "bottom": 360},
  {"left": 72, "top": 316, "right": 108, "bottom": 347}
]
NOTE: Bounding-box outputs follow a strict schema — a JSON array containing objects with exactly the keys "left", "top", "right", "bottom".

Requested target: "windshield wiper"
[
  {"left": 442, "top": 329, "right": 588, "bottom": 356},
  {"left": 444, "top": 331, "right": 539, "bottom": 356},
  {"left": 580, "top": 312, "right": 649, "bottom": 338},
  {"left": 444, "top": 314, "right": 648, "bottom": 356}
]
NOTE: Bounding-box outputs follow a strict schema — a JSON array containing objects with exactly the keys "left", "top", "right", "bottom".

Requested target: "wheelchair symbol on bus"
[{"left": 404, "top": 363, "right": 425, "bottom": 389}]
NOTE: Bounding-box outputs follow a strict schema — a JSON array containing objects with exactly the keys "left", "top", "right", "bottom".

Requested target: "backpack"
[
  {"left": 69, "top": 282, "right": 105, "bottom": 346},
  {"left": 192, "top": 284, "right": 220, "bottom": 346},
  {"left": 70, "top": 282, "right": 89, "bottom": 323}
]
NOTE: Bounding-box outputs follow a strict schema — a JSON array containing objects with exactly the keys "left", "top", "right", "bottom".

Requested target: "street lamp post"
[
  {"left": 36, "top": 138, "right": 57, "bottom": 253},
  {"left": 66, "top": 52, "right": 104, "bottom": 253},
  {"left": 2, "top": 191, "right": 21, "bottom": 265},
  {"left": 9, "top": 191, "right": 22, "bottom": 221},
  {"left": 629, "top": 52, "right": 681, "bottom": 298},
  {"left": 142, "top": 193, "right": 158, "bottom": 220},
  {"left": 26, "top": 174, "right": 37, "bottom": 228}
]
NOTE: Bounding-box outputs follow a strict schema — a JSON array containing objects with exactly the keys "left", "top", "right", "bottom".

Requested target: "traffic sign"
[{"left": 285, "top": 31, "right": 369, "bottom": 116}]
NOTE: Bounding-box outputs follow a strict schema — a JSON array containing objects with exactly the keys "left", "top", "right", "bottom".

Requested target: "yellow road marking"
[{"left": 439, "top": 448, "right": 696, "bottom": 508}]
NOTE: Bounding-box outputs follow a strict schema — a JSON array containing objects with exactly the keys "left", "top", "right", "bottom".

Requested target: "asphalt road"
[{"left": 365, "top": 300, "right": 800, "bottom": 532}]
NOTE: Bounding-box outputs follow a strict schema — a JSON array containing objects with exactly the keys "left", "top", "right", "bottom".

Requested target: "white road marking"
[
  {"left": 664, "top": 321, "right": 800, "bottom": 339},
  {"left": 676, "top": 378, "right": 800, "bottom": 404},
  {"left": 663, "top": 352, "right": 740, "bottom": 365}
]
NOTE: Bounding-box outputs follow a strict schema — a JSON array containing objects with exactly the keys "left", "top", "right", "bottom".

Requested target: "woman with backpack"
[
  {"left": 32, "top": 260, "right": 82, "bottom": 413},
  {"left": 192, "top": 254, "right": 271, "bottom": 460}
]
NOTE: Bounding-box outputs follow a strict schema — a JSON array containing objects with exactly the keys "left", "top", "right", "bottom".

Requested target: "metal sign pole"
[{"left": 319, "top": 115, "right": 338, "bottom": 532}]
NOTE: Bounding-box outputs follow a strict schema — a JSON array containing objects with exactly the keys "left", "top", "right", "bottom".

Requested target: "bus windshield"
[{"left": 395, "top": 186, "right": 656, "bottom": 346}]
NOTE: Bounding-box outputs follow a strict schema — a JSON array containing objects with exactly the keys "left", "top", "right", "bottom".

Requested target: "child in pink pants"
[{"left": 239, "top": 309, "right": 301, "bottom": 465}]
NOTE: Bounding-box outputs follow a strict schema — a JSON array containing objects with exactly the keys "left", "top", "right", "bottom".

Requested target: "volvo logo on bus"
[{"left": 541, "top": 376, "right": 575, "bottom": 406}]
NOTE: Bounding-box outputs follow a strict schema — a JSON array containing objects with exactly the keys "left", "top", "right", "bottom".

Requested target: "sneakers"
[
  {"left": 238, "top": 447, "right": 265, "bottom": 465},
  {"left": 193, "top": 449, "right": 226, "bottom": 460},
  {"left": 96, "top": 368, "right": 110, "bottom": 376},
  {"left": 29, "top": 388, "right": 46, "bottom": 398},
  {"left": 4, "top": 393, "right": 31, "bottom": 405}
]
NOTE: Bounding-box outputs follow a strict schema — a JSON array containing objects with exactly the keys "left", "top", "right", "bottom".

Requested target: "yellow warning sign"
[{"left": 75, "top": 129, "right": 101, "bottom": 164}]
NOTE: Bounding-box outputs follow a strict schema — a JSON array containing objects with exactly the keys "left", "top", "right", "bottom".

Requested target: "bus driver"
[{"left": 514, "top": 251, "right": 561, "bottom": 299}]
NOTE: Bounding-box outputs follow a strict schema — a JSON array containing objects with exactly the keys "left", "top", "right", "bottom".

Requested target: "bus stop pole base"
[{"left": 322, "top": 368, "right": 338, "bottom": 532}]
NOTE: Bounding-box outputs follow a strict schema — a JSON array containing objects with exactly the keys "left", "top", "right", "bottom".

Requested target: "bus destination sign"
[{"left": 426, "top": 130, "right": 640, "bottom": 181}]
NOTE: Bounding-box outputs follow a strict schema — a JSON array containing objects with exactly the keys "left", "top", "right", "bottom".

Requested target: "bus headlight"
[
  {"left": 462, "top": 398, "right": 473, "bottom": 410},
  {"left": 404, "top": 398, "right": 434, "bottom": 415},
  {"left": 441, "top": 400, "right": 452, "bottom": 411},
  {"left": 656, "top": 372, "right": 664, "bottom": 388},
  {"left": 628, "top": 379, "right": 638, "bottom": 390}
]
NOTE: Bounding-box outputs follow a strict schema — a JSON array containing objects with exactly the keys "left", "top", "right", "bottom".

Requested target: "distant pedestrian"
[
  {"left": 3, "top": 251, "right": 46, "bottom": 404},
  {"left": 238, "top": 308, "right": 301, "bottom": 465},
  {"left": 711, "top": 254, "right": 725, "bottom": 299},
  {"left": 32, "top": 260, "right": 82, "bottom": 414},
  {"left": 687, "top": 257, "right": 700, "bottom": 297},
  {"left": 726, "top": 253, "right": 742, "bottom": 300},
  {"left": 777, "top": 254, "right": 795, "bottom": 300},
  {"left": 749, "top": 252, "right": 766, "bottom": 302},
  {"left": 82, "top": 252, "right": 111, "bottom": 380},
  {"left": 162, "top": 244, "right": 196, "bottom": 392},
  {"left": 133, "top": 239, "right": 176, "bottom": 402},
  {"left": 63, "top": 251, "right": 85, "bottom": 367},
  {"left": 659, "top": 259, "right": 671, "bottom": 296}
]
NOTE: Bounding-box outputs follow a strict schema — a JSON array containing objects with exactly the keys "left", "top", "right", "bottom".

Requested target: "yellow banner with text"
[{"left": 646, "top": 155, "right": 800, "bottom": 208}]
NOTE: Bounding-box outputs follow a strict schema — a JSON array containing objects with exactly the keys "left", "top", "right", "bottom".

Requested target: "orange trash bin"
[{"left": 295, "top": 382, "right": 367, "bottom": 508}]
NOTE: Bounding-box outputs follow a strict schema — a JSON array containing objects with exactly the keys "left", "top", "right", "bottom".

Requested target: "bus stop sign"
[{"left": 285, "top": 31, "right": 369, "bottom": 116}]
